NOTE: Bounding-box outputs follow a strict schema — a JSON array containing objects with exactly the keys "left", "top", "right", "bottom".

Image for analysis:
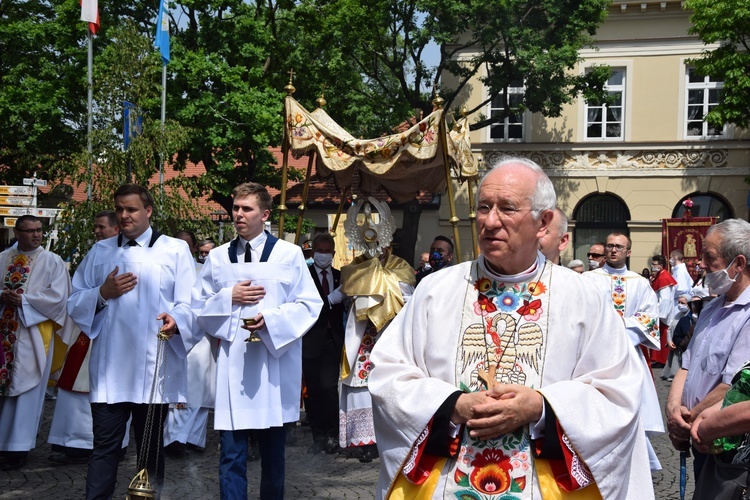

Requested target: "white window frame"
[
  {"left": 584, "top": 67, "right": 626, "bottom": 141},
  {"left": 486, "top": 80, "right": 526, "bottom": 142},
  {"left": 684, "top": 66, "right": 725, "bottom": 139}
]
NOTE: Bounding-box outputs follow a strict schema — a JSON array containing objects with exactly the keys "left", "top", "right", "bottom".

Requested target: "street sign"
[
  {"left": 3, "top": 218, "right": 17, "bottom": 228},
  {"left": 31, "top": 208, "right": 61, "bottom": 218},
  {"left": 0, "top": 186, "right": 33, "bottom": 196},
  {"left": 0, "top": 207, "right": 32, "bottom": 216},
  {"left": 0, "top": 197, "right": 33, "bottom": 206},
  {"left": 22, "top": 178, "right": 47, "bottom": 186}
]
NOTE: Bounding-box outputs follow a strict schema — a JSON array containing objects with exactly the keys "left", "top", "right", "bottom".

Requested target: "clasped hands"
[
  {"left": 452, "top": 384, "right": 544, "bottom": 439},
  {"left": 666, "top": 403, "right": 695, "bottom": 451},
  {"left": 0, "top": 289, "right": 22, "bottom": 307}
]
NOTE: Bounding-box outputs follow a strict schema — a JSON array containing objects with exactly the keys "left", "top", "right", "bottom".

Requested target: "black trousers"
[
  {"left": 302, "top": 333, "right": 341, "bottom": 441},
  {"left": 86, "top": 402, "right": 168, "bottom": 500}
]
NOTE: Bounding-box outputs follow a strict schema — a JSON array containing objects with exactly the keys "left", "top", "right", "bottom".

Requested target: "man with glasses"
[
  {"left": 586, "top": 232, "right": 663, "bottom": 471},
  {"left": 587, "top": 242, "right": 606, "bottom": 271},
  {"left": 369, "top": 158, "right": 651, "bottom": 498},
  {"left": 0, "top": 215, "right": 75, "bottom": 470}
]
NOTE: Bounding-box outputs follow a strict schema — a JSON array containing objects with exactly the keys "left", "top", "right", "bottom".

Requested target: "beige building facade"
[{"left": 428, "top": 0, "right": 750, "bottom": 270}]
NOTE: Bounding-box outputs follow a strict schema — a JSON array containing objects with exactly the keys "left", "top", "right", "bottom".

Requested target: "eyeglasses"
[
  {"left": 587, "top": 253, "right": 604, "bottom": 258},
  {"left": 16, "top": 228, "right": 43, "bottom": 234},
  {"left": 477, "top": 204, "right": 530, "bottom": 218},
  {"left": 604, "top": 244, "right": 629, "bottom": 252}
]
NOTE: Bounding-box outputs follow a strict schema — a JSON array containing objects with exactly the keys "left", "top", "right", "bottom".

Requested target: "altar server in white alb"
[
  {"left": 0, "top": 215, "right": 76, "bottom": 471},
  {"left": 67, "top": 184, "right": 196, "bottom": 499},
  {"left": 369, "top": 158, "right": 653, "bottom": 499},
  {"left": 191, "top": 182, "right": 322, "bottom": 500}
]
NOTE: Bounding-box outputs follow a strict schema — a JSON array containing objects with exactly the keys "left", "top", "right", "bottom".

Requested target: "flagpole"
[
  {"left": 159, "top": 63, "right": 166, "bottom": 188},
  {"left": 86, "top": 28, "right": 93, "bottom": 201}
]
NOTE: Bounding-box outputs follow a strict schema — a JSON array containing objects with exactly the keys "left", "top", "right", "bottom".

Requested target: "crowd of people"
[{"left": 1, "top": 157, "right": 749, "bottom": 499}]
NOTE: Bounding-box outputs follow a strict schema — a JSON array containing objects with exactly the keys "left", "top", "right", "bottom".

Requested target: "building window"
[
  {"left": 488, "top": 80, "right": 524, "bottom": 141},
  {"left": 572, "top": 194, "right": 630, "bottom": 263},
  {"left": 585, "top": 68, "right": 625, "bottom": 141},
  {"left": 673, "top": 193, "right": 732, "bottom": 221},
  {"left": 685, "top": 67, "right": 724, "bottom": 138}
]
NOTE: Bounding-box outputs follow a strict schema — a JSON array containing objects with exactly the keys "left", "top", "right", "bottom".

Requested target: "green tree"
[
  {"left": 686, "top": 0, "right": 750, "bottom": 129},
  {"left": 289, "top": 0, "right": 613, "bottom": 131},
  {"left": 53, "top": 21, "right": 213, "bottom": 272}
]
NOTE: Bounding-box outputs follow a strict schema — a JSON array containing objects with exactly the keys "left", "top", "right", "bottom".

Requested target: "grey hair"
[
  {"left": 706, "top": 218, "right": 750, "bottom": 269},
  {"left": 553, "top": 207, "right": 568, "bottom": 235},
  {"left": 567, "top": 259, "right": 585, "bottom": 269},
  {"left": 479, "top": 157, "right": 556, "bottom": 220}
]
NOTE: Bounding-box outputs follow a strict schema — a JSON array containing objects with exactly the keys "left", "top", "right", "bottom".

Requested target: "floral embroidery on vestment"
[
  {"left": 445, "top": 269, "right": 549, "bottom": 498},
  {"left": 1, "top": 252, "right": 33, "bottom": 395}
]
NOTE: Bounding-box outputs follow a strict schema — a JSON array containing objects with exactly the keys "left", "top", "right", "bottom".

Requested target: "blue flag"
[{"left": 154, "top": 0, "right": 170, "bottom": 64}]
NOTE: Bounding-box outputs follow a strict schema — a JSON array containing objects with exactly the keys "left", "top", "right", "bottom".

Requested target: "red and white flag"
[{"left": 80, "top": 0, "right": 100, "bottom": 34}]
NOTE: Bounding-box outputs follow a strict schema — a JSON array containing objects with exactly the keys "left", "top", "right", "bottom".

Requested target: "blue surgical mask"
[
  {"left": 431, "top": 251, "right": 446, "bottom": 270},
  {"left": 305, "top": 257, "right": 314, "bottom": 267}
]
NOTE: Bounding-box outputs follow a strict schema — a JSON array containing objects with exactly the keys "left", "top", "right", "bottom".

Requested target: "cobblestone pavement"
[{"left": 1, "top": 376, "right": 694, "bottom": 499}]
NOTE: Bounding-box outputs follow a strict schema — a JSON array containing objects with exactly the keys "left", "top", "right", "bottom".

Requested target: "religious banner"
[{"left": 662, "top": 216, "right": 716, "bottom": 281}]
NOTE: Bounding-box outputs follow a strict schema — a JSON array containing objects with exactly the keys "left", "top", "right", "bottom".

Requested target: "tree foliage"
[
  {"left": 53, "top": 21, "right": 213, "bottom": 272},
  {"left": 686, "top": 0, "right": 750, "bottom": 129},
  {"left": 291, "top": 0, "right": 612, "bottom": 131}
]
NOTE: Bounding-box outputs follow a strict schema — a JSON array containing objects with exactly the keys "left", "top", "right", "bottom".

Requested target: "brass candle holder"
[{"left": 243, "top": 318, "right": 261, "bottom": 342}]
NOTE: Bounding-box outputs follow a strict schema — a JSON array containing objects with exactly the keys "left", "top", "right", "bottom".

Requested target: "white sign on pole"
[
  {"left": 22, "top": 178, "right": 47, "bottom": 186},
  {"left": 0, "top": 186, "right": 33, "bottom": 196}
]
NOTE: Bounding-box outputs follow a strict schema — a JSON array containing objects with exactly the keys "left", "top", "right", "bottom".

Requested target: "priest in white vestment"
[
  {"left": 67, "top": 185, "right": 195, "bottom": 498},
  {"left": 0, "top": 215, "right": 75, "bottom": 471},
  {"left": 191, "top": 182, "right": 322, "bottom": 500},
  {"left": 369, "top": 159, "right": 653, "bottom": 500},
  {"left": 586, "top": 233, "right": 665, "bottom": 471}
]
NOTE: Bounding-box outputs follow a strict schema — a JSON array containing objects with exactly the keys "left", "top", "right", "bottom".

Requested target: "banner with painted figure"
[{"left": 662, "top": 217, "right": 716, "bottom": 282}]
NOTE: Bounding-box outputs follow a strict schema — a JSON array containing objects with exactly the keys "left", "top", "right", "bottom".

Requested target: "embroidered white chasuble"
[
  {"left": 0, "top": 245, "right": 75, "bottom": 396},
  {"left": 369, "top": 253, "right": 653, "bottom": 500}
]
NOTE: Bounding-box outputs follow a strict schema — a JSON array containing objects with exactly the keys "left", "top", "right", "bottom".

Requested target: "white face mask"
[
  {"left": 677, "top": 304, "right": 689, "bottom": 313},
  {"left": 588, "top": 260, "right": 599, "bottom": 270},
  {"left": 651, "top": 265, "right": 661, "bottom": 273},
  {"left": 313, "top": 252, "right": 333, "bottom": 269},
  {"left": 669, "top": 258, "right": 676, "bottom": 267},
  {"left": 704, "top": 256, "right": 738, "bottom": 295}
]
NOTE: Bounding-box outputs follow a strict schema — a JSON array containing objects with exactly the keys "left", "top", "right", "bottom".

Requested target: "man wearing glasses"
[
  {"left": 0, "top": 215, "right": 75, "bottom": 470},
  {"left": 587, "top": 243, "right": 606, "bottom": 271},
  {"left": 586, "top": 232, "right": 663, "bottom": 471}
]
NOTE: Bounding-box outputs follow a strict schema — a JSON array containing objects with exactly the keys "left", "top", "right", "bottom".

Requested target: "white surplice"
[
  {"left": 586, "top": 264, "right": 665, "bottom": 470},
  {"left": 0, "top": 245, "right": 75, "bottom": 451},
  {"left": 67, "top": 230, "right": 196, "bottom": 404},
  {"left": 191, "top": 238, "right": 322, "bottom": 430},
  {"left": 370, "top": 257, "right": 653, "bottom": 500}
]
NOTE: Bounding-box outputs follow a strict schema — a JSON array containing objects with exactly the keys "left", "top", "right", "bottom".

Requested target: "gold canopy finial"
[
  {"left": 316, "top": 85, "right": 327, "bottom": 108},
  {"left": 460, "top": 105, "right": 468, "bottom": 117},
  {"left": 284, "top": 68, "right": 296, "bottom": 95},
  {"left": 432, "top": 82, "right": 444, "bottom": 109}
]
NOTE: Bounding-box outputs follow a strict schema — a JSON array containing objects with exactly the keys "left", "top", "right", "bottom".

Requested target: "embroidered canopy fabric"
[{"left": 285, "top": 96, "right": 476, "bottom": 203}]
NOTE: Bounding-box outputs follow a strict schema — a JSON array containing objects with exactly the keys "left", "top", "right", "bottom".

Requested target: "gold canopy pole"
[
  {"left": 294, "top": 93, "right": 326, "bottom": 244},
  {"left": 330, "top": 185, "right": 349, "bottom": 237},
  {"left": 434, "top": 94, "right": 461, "bottom": 263},
  {"left": 460, "top": 106, "right": 479, "bottom": 259},
  {"left": 295, "top": 152, "right": 315, "bottom": 244},
  {"left": 279, "top": 69, "right": 296, "bottom": 240},
  {"left": 466, "top": 177, "right": 478, "bottom": 259}
]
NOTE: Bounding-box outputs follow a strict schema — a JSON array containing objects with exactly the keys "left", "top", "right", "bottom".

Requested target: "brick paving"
[{"left": 1, "top": 376, "right": 695, "bottom": 499}]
